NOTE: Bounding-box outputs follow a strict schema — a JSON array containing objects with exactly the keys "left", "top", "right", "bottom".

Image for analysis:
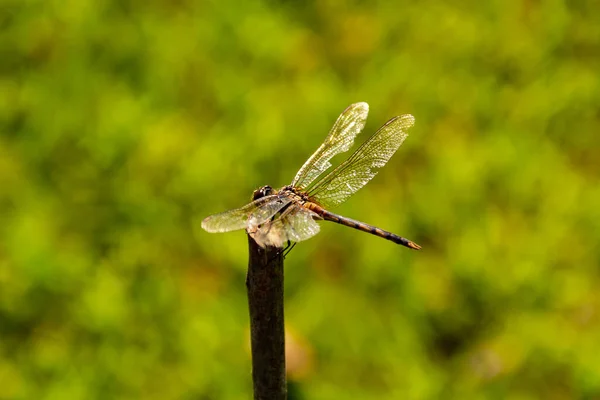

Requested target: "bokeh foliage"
[{"left": 1, "top": 0, "right": 599, "bottom": 398}]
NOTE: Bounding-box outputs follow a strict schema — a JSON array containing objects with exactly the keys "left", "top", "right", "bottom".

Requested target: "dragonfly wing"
[
  {"left": 250, "top": 206, "right": 321, "bottom": 248},
  {"left": 201, "top": 194, "right": 292, "bottom": 233},
  {"left": 307, "top": 114, "right": 415, "bottom": 208},
  {"left": 291, "top": 103, "right": 369, "bottom": 190},
  {"left": 282, "top": 207, "right": 321, "bottom": 242}
]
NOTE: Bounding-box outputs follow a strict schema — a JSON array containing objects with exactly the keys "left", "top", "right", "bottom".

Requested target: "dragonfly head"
[{"left": 252, "top": 185, "right": 274, "bottom": 200}]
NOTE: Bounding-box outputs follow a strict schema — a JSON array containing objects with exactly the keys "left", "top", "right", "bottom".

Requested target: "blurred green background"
[{"left": 1, "top": 0, "right": 599, "bottom": 398}]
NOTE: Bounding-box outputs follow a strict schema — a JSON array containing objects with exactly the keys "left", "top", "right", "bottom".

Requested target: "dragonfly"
[{"left": 201, "top": 102, "right": 421, "bottom": 250}]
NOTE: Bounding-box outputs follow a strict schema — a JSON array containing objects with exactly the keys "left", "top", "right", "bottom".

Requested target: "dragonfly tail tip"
[{"left": 407, "top": 241, "right": 422, "bottom": 250}]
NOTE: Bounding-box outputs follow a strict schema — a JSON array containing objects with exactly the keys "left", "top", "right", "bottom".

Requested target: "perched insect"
[{"left": 202, "top": 102, "right": 421, "bottom": 250}]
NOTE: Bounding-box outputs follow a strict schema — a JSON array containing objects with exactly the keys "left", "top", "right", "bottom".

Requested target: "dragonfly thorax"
[{"left": 280, "top": 185, "right": 313, "bottom": 204}]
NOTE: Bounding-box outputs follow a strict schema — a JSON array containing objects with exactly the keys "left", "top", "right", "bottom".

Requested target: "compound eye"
[{"left": 252, "top": 185, "right": 273, "bottom": 200}]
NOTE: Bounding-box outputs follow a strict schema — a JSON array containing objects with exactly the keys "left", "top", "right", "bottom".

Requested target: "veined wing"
[
  {"left": 291, "top": 102, "right": 369, "bottom": 190},
  {"left": 307, "top": 114, "right": 415, "bottom": 208},
  {"left": 201, "top": 194, "right": 292, "bottom": 233},
  {"left": 250, "top": 205, "right": 321, "bottom": 248}
]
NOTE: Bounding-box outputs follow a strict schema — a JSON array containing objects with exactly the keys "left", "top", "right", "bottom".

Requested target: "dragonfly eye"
[{"left": 252, "top": 185, "right": 273, "bottom": 200}]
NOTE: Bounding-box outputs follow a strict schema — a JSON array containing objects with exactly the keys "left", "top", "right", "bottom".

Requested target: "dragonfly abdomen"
[{"left": 304, "top": 202, "right": 421, "bottom": 250}]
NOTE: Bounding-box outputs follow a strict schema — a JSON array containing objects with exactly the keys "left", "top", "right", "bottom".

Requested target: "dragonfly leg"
[
  {"left": 283, "top": 241, "right": 297, "bottom": 259},
  {"left": 267, "top": 240, "right": 295, "bottom": 263}
]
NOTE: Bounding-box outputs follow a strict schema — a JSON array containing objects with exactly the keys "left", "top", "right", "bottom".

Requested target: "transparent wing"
[
  {"left": 307, "top": 114, "right": 415, "bottom": 208},
  {"left": 291, "top": 102, "right": 369, "bottom": 190},
  {"left": 201, "top": 194, "right": 292, "bottom": 233},
  {"left": 250, "top": 206, "right": 321, "bottom": 248}
]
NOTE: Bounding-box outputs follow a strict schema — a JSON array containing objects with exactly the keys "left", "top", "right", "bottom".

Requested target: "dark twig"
[{"left": 246, "top": 234, "right": 286, "bottom": 400}]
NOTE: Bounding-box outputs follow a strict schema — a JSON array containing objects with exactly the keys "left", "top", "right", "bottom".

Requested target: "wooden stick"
[{"left": 246, "top": 235, "right": 287, "bottom": 400}]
